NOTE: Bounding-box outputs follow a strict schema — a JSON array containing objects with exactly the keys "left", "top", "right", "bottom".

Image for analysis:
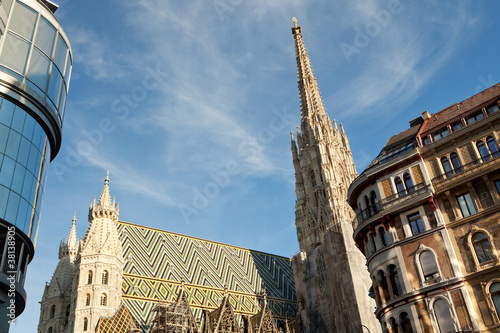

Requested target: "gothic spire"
[
  {"left": 292, "top": 18, "right": 327, "bottom": 121},
  {"left": 59, "top": 214, "right": 78, "bottom": 259}
]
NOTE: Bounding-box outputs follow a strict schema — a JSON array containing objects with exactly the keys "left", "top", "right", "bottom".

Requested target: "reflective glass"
[
  {"left": 27, "top": 48, "right": 50, "bottom": 91},
  {"left": 65, "top": 53, "right": 72, "bottom": 80},
  {"left": 22, "top": 115, "right": 35, "bottom": 141},
  {"left": 34, "top": 17, "right": 56, "bottom": 57},
  {"left": 53, "top": 34, "right": 67, "bottom": 72},
  {"left": 5, "top": 130, "right": 21, "bottom": 159},
  {"left": 492, "top": 284, "right": 500, "bottom": 318},
  {"left": 5, "top": 191, "right": 20, "bottom": 222},
  {"left": 0, "top": 99, "right": 15, "bottom": 125},
  {"left": 16, "top": 198, "right": 29, "bottom": 231},
  {"left": 0, "top": 185, "right": 8, "bottom": 217},
  {"left": 0, "top": 124, "right": 8, "bottom": 152},
  {"left": 21, "top": 173, "right": 34, "bottom": 199},
  {"left": 59, "top": 85, "right": 67, "bottom": 117},
  {"left": 12, "top": 163, "right": 25, "bottom": 194},
  {"left": 11, "top": 106, "right": 26, "bottom": 132},
  {"left": 0, "top": 33, "right": 30, "bottom": 74},
  {"left": 26, "top": 145, "right": 38, "bottom": 173},
  {"left": 441, "top": 157, "right": 452, "bottom": 177},
  {"left": 17, "top": 137, "right": 30, "bottom": 166},
  {"left": 0, "top": 156, "right": 15, "bottom": 187},
  {"left": 477, "top": 141, "right": 490, "bottom": 162},
  {"left": 47, "top": 66, "right": 63, "bottom": 107},
  {"left": 9, "top": 2, "right": 37, "bottom": 41}
]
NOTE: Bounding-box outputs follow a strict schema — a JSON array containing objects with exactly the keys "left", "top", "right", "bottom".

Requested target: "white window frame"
[{"left": 414, "top": 244, "right": 442, "bottom": 287}]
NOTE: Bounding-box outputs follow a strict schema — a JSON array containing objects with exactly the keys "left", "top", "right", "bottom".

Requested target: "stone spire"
[
  {"left": 81, "top": 173, "right": 122, "bottom": 257},
  {"left": 290, "top": 19, "right": 380, "bottom": 333},
  {"left": 59, "top": 213, "right": 78, "bottom": 259}
]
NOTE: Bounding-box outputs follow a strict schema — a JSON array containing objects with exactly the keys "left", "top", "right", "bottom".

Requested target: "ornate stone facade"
[{"left": 290, "top": 19, "right": 380, "bottom": 333}]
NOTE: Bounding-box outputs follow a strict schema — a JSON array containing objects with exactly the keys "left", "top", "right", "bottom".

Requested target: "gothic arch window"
[
  {"left": 388, "top": 265, "right": 403, "bottom": 297},
  {"left": 310, "top": 171, "right": 316, "bottom": 188},
  {"left": 379, "top": 226, "right": 388, "bottom": 247},
  {"left": 477, "top": 140, "right": 491, "bottom": 162},
  {"left": 441, "top": 157, "right": 452, "bottom": 177},
  {"left": 48, "top": 328, "right": 53, "bottom": 333},
  {"left": 370, "top": 190, "right": 380, "bottom": 213},
  {"left": 415, "top": 246, "right": 441, "bottom": 286},
  {"left": 100, "top": 293, "right": 107, "bottom": 306},
  {"left": 487, "top": 136, "right": 500, "bottom": 158},
  {"left": 389, "top": 317, "right": 397, "bottom": 332},
  {"left": 50, "top": 305, "right": 55, "bottom": 318},
  {"left": 83, "top": 318, "right": 88, "bottom": 331},
  {"left": 433, "top": 298, "right": 456, "bottom": 333},
  {"left": 364, "top": 195, "right": 371, "bottom": 218},
  {"left": 472, "top": 232, "right": 495, "bottom": 263},
  {"left": 102, "top": 270, "right": 108, "bottom": 285},
  {"left": 490, "top": 283, "right": 500, "bottom": 319},
  {"left": 399, "top": 312, "right": 414, "bottom": 333},
  {"left": 395, "top": 177, "right": 405, "bottom": 195},
  {"left": 450, "top": 153, "right": 462, "bottom": 173},
  {"left": 87, "top": 270, "right": 93, "bottom": 284},
  {"left": 369, "top": 233, "right": 377, "bottom": 253},
  {"left": 65, "top": 305, "right": 70, "bottom": 318},
  {"left": 403, "top": 173, "right": 414, "bottom": 192},
  {"left": 85, "top": 294, "right": 91, "bottom": 306}
]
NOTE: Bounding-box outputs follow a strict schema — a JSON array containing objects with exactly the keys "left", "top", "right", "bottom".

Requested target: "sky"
[{"left": 11, "top": 0, "right": 500, "bottom": 331}]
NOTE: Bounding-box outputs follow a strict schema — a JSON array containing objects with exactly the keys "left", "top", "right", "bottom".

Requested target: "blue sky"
[{"left": 11, "top": 0, "right": 500, "bottom": 331}]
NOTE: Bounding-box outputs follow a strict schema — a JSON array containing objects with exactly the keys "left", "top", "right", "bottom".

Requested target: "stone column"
[
  {"left": 385, "top": 274, "right": 395, "bottom": 300},
  {"left": 483, "top": 175, "right": 500, "bottom": 203},
  {"left": 377, "top": 279, "right": 386, "bottom": 304}
]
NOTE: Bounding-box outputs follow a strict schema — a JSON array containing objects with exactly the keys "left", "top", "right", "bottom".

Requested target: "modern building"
[
  {"left": 0, "top": 0, "right": 72, "bottom": 331},
  {"left": 289, "top": 19, "right": 380, "bottom": 333},
  {"left": 348, "top": 83, "right": 500, "bottom": 332},
  {"left": 38, "top": 176, "right": 297, "bottom": 333}
]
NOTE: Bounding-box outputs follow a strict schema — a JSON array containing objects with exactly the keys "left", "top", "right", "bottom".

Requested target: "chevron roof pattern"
[{"left": 117, "top": 221, "right": 297, "bottom": 329}]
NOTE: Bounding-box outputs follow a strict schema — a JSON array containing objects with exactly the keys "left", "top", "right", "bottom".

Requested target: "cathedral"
[{"left": 38, "top": 19, "right": 380, "bottom": 333}]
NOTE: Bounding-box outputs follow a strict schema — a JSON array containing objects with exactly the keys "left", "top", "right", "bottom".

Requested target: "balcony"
[
  {"left": 432, "top": 152, "right": 500, "bottom": 192},
  {"left": 353, "top": 183, "right": 432, "bottom": 231}
]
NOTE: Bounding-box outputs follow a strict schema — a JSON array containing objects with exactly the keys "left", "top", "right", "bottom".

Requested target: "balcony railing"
[
  {"left": 354, "top": 182, "right": 431, "bottom": 229},
  {"left": 432, "top": 152, "right": 500, "bottom": 189}
]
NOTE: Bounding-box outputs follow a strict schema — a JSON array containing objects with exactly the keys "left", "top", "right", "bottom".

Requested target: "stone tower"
[
  {"left": 70, "top": 174, "right": 124, "bottom": 333},
  {"left": 38, "top": 215, "right": 78, "bottom": 333},
  {"left": 290, "top": 19, "right": 380, "bottom": 333}
]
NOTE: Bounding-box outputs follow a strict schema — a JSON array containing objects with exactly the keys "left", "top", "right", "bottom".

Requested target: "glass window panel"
[
  {"left": 473, "top": 243, "right": 486, "bottom": 263},
  {"left": 491, "top": 283, "right": 500, "bottom": 293},
  {"left": 465, "top": 194, "right": 477, "bottom": 215},
  {"left": 32, "top": 123, "right": 43, "bottom": 150},
  {"left": 22, "top": 115, "right": 35, "bottom": 141},
  {"left": 0, "top": 35, "right": 32, "bottom": 74},
  {"left": 34, "top": 17, "right": 56, "bottom": 56},
  {"left": 17, "top": 137, "right": 30, "bottom": 166},
  {"left": 16, "top": 198, "right": 29, "bottom": 232},
  {"left": 11, "top": 163, "right": 25, "bottom": 194},
  {"left": 441, "top": 157, "right": 452, "bottom": 176},
  {"left": 21, "top": 172, "right": 34, "bottom": 200},
  {"left": 5, "top": 130, "right": 21, "bottom": 159},
  {"left": 0, "top": 185, "right": 9, "bottom": 218},
  {"left": 487, "top": 137, "right": 500, "bottom": 158},
  {"left": 47, "top": 66, "right": 63, "bottom": 107},
  {"left": 450, "top": 153, "right": 462, "bottom": 173},
  {"left": 0, "top": 99, "right": 15, "bottom": 126},
  {"left": 2, "top": 0, "right": 14, "bottom": 16},
  {"left": 59, "top": 83, "right": 67, "bottom": 115},
  {"left": 434, "top": 299, "right": 455, "bottom": 333},
  {"left": 452, "top": 121, "right": 463, "bottom": 131},
  {"left": 27, "top": 48, "right": 50, "bottom": 91},
  {"left": 53, "top": 34, "right": 68, "bottom": 72},
  {"left": 9, "top": 2, "right": 37, "bottom": 41},
  {"left": 0, "top": 124, "right": 9, "bottom": 152},
  {"left": 0, "top": 156, "right": 15, "bottom": 187},
  {"left": 11, "top": 106, "right": 26, "bottom": 133},
  {"left": 477, "top": 141, "right": 490, "bottom": 162},
  {"left": 29, "top": 174, "right": 38, "bottom": 203},
  {"left": 457, "top": 195, "right": 469, "bottom": 217},
  {"left": 487, "top": 104, "right": 499, "bottom": 115},
  {"left": 493, "top": 291, "right": 500, "bottom": 318},
  {"left": 65, "top": 52, "right": 72, "bottom": 80},
  {"left": 420, "top": 251, "right": 438, "bottom": 277},
  {"left": 476, "top": 112, "right": 484, "bottom": 121},
  {"left": 5, "top": 191, "right": 20, "bottom": 222},
  {"left": 26, "top": 144, "right": 38, "bottom": 173}
]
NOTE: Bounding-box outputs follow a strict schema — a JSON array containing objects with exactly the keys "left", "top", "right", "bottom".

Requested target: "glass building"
[{"left": 0, "top": 0, "right": 72, "bottom": 330}]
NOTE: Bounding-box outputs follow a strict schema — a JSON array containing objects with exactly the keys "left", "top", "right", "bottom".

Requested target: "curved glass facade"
[
  {"left": 0, "top": 97, "right": 49, "bottom": 242},
  {"left": 0, "top": 0, "right": 72, "bottom": 123}
]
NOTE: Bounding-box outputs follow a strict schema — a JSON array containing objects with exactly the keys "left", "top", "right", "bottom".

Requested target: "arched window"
[
  {"left": 477, "top": 141, "right": 490, "bottom": 162},
  {"left": 83, "top": 318, "right": 88, "bottom": 331},
  {"left": 310, "top": 171, "right": 316, "bottom": 188},
  {"left": 487, "top": 136, "right": 500, "bottom": 158},
  {"left": 420, "top": 251, "right": 439, "bottom": 281},
  {"left": 388, "top": 265, "right": 402, "bottom": 297},
  {"left": 370, "top": 191, "right": 379, "bottom": 213},
  {"left": 369, "top": 233, "right": 377, "bottom": 253},
  {"left": 400, "top": 312, "right": 413, "bottom": 333},
  {"left": 441, "top": 157, "right": 452, "bottom": 177},
  {"left": 65, "top": 305, "right": 70, "bottom": 318},
  {"left": 395, "top": 177, "right": 405, "bottom": 195},
  {"left": 433, "top": 298, "right": 455, "bottom": 333},
  {"left": 472, "top": 233, "right": 495, "bottom": 263},
  {"left": 403, "top": 173, "right": 414, "bottom": 192},
  {"left": 85, "top": 294, "right": 91, "bottom": 306},
  {"left": 50, "top": 305, "right": 55, "bottom": 318},
  {"left": 102, "top": 270, "right": 108, "bottom": 285},
  {"left": 100, "top": 293, "right": 107, "bottom": 306},
  {"left": 364, "top": 195, "right": 371, "bottom": 218},
  {"left": 490, "top": 283, "right": 500, "bottom": 318},
  {"left": 389, "top": 317, "right": 397, "bottom": 332},
  {"left": 87, "top": 270, "right": 93, "bottom": 284},
  {"left": 379, "top": 270, "right": 389, "bottom": 301},
  {"left": 379, "top": 227, "right": 388, "bottom": 247},
  {"left": 48, "top": 328, "right": 53, "bottom": 333},
  {"left": 450, "top": 153, "right": 462, "bottom": 173}
]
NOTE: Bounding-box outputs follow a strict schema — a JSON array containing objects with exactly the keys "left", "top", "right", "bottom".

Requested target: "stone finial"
[{"left": 292, "top": 17, "right": 298, "bottom": 27}]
